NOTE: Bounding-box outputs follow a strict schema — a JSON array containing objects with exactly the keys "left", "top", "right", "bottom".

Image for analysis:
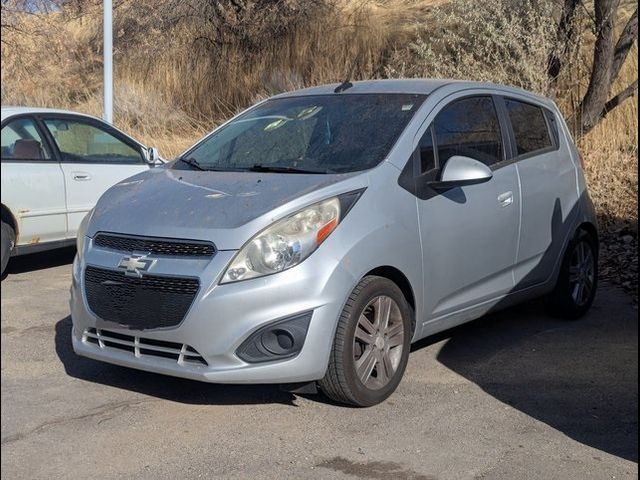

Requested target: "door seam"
[{"left": 512, "top": 162, "right": 523, "bottom": 286}]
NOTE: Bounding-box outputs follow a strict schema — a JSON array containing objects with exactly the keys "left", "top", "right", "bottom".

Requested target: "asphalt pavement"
[{"left": 1, "top": 248, "right": 637, "bottom": 479}]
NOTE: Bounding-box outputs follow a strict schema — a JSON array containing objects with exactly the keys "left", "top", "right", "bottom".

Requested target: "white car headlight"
[{"left": 221, "top": 192, "right": 362, "bottom": 284}]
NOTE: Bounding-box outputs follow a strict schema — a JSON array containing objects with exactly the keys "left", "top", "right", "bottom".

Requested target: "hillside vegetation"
[{"left": 1, "top": 0, "right": 637, "bottom": 294}]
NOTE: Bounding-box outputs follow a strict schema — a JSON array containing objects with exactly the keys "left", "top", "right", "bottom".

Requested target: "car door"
[
  {"left": 0, "top": 116, "right": 67, "bottom": 246},
  {"left": 40, "top": 115, "right": 150, "bottom": 238},
  {"left": 501, "top": 97, "right": 579, "bottom": 289},
  {"left": 413, "top": 95, "right": 521, "bottom": 322}
]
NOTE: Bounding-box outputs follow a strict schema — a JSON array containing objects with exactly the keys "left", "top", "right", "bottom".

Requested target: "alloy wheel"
[
  {"left": 352, "top": 295, "right": 405, "bottom": 390},
  {"left": 568, "top": 240, "right": 596, "bottom": 307}
]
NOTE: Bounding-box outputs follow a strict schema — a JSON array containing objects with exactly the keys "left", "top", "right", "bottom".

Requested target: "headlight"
[
  {"left": 76, "top": 209, "right": 93, "bottom": 258},
  {"left": 221, "top": 191, "right": 363, "bottom": 284}
]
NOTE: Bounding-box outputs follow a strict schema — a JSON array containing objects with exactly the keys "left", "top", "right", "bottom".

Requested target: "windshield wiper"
[
  {"left": 177, "top": 157, "right": 246, "bottom": 172},
  {"left": 248, "top": 164, "right": 329, "bottom": 174},
  {"left": 177, "top": 156, "right": 205, "bottom": 171},
  {"left": 178, "top": 158, "right": 330, "bottom": 174}
]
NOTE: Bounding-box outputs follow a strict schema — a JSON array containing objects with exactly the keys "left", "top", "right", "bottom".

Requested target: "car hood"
[{"left": 88, "top": 166, "right": 361, "bottom": 250}]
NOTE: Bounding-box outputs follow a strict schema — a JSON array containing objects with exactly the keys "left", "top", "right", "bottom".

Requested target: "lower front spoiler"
[{"left": 72, "top": 332, "right": 326, "bottom": 384}]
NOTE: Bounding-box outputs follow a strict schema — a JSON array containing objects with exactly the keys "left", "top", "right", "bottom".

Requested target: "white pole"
[{"left": 103, "top": 0, "right": 113, "bottom": 123}]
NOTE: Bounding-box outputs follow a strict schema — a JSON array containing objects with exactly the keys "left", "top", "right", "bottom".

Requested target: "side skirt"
[{"left": 12, "top": 239, "right": 76, "bottom": 257}]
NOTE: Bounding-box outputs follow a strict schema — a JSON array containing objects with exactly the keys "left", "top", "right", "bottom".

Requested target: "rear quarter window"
[{"left": 504, "top": 99, "right": 554, "bottom": 157}]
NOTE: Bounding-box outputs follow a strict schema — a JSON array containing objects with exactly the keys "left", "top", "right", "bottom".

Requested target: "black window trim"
[
  {"left": 413, "top": 124, "right": 438, "bottom": 176},
  {"left": 0, "top": 114, "right": 58, "bottom": 164},
  {"left": 36, "top": 113, "right": 146, "bottom": 165},
  {"left": 543, "top": 108, "right": 561, "bottom": 147},
  {"left": 500, "top": 96, "right": 560, "bottom": 162}
]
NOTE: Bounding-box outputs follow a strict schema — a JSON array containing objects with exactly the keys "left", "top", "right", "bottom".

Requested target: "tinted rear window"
[{"left": 505, "top": 99, "right": 553, "bottom": 156}]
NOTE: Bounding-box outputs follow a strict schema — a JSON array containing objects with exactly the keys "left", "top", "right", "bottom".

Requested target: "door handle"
[
  {"left": 498, "top": 191, "right": 514, "bottom": 207},
  {"left": 72, "top": 172, "right": 91, "bottom": 181}
]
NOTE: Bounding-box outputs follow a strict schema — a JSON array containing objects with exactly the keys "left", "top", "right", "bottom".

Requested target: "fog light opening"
[
  {"left": 235, "top": 311, "right": 312, "bottom": 363},
  {"left": 261, "top": 328, "right": 296, "bottom": 355},
  {"left": 276, "top": 330, "right": 294, "bottom": 350}
]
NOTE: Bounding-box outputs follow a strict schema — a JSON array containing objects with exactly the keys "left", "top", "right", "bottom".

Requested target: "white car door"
[
  {"left": 0, "top": 116, "right": 67, "bottom": 246},
  {"left": 40, "top": 116, "right": 150, "bottom": 238}
]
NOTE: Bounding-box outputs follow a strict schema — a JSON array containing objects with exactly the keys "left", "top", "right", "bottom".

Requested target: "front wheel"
[
  {"left": 548, "top": 229, "right": 598, "bottom": 319},
  {"left": 319, "top": 276, "right": 412, "bottom": 407}
]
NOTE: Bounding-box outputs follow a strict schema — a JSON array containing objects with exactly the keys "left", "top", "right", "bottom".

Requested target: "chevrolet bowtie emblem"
[{"left": 117, "top": 254, "right": 156, "bottom": 277}]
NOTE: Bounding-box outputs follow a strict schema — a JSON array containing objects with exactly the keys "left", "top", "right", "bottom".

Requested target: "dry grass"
[
  {"left": 1, "top": 1, "right": 451, "bottom": 153},
  {"left": 1, "top": 0, "right": 637, "bottom": 264},
  {"left": 554, "top": 1, "right": 638, "bottom": 236}
]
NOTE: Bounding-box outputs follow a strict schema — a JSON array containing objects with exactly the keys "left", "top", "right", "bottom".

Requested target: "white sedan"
[{"left": 1, "top": 107, "right": 162, "bottom": 275}]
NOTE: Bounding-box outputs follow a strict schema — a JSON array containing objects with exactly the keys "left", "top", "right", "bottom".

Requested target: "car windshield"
[{"left": 176, "top": 93, "right": 426, "bottom": 174}]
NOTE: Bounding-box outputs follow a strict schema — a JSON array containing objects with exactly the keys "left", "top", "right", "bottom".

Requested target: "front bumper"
[{"left": 70, "top": 239, "right": 354, "bottom": 384}]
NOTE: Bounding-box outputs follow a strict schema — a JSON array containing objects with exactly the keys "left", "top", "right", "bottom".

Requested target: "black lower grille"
[
  {"left": 94, "top": 233, "right": 215, "bottom": 257},
  {"left": 84, "top": 266, "right": 199, "bottom": 330}
]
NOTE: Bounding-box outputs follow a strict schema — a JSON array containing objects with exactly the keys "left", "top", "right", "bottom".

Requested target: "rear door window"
[
  {"left": 504, "top": 99, "right": 553, "bottom": 156},
  {"left": 433, "top": 96, "right": 504, "bottom": 167},
  {"left": 1, "top": 117, "right": 51, "bottom": 160}
]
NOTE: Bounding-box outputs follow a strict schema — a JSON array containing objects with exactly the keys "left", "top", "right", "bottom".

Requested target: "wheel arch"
[
  {"left": 364, "top": 265, "right": 417, "bottom": 338},
  {"left": 1, "top": 203, "right": 18, "bottom": 240}
]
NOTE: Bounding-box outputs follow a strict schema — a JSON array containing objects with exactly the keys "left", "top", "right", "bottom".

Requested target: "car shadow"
[
  {"left": 54, "top": 315, "right": 298, "bottom": 406},
  {"left": 413, "top": 294, "right": 638, "bottom": 463},
  {"left": 5, "top": 246, "right": 76, "bottom": 275},
  {"left": 416, "top": 192, "right": 637, "bottom": 463}
]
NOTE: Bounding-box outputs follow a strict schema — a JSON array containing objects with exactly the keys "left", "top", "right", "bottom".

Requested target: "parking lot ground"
[{"left": 1, "top": 248, "right": 638, "bottom": 480}]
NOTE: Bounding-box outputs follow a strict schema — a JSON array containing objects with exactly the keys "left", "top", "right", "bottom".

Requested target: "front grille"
[
  {"left": 84, "top": 266, "right": 199, "bottom": 330},
  {"left": 83, "top": 328, "right": 207, "bottom": 366},
  {"left": 94, "top": 233, "right": 215, "bottom": 257}
]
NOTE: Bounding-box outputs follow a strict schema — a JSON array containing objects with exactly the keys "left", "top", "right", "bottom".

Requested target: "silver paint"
[{"left": 71, "top": 79, "right": 598, "bottom": 384}]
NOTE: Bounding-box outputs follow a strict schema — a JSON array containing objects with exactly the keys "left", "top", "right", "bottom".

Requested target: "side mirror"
[
  {"left": 430, "top": 155, "right": 493, "bottom": 189},
  {"left": 144, "top": 146, "right": 164, "bottom": 166}
]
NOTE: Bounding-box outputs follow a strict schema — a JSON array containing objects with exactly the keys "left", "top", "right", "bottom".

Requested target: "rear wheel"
[
  {"left": 548, "top": 229, "right": 598, "bottom": 319},
  {"left": 319, "top": 276, "right": 412, "bottom": 407},
  {"left": 1, "top": 221, "right": 15, "bottom": 277}
]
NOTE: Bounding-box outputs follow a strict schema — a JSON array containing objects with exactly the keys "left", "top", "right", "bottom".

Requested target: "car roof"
[
  {"left": 1, "top": 106, "right": 101, "bottom": 122},
  {"left": 272, "top": 79, "right": 555, "bottom": 106}
]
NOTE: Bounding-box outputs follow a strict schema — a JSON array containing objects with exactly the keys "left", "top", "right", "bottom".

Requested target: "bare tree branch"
[
  {"left": 548, "top": 0, "right": 581, "bottom": 86},
  {"left": 603, "top": 79, "right": 639, "bottom": 116},
  {"left": 610, "top": 7, "right": 638, "bottom": 82},
  {"left": 578, "top": 0, "right": 621, "bottom": 134}
]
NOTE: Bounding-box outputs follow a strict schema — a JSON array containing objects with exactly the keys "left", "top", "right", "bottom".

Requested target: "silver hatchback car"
[{"left": 71, "top": 80, "right": 598, "bottom": 406}]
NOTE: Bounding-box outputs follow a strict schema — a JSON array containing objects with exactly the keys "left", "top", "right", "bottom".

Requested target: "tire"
[
  {"left": 319, "top": 276, "right": 412, "bottom": 407},
  {"left": 1, "top": 221, "right": 15, "bottom": 277},
  {"left": 548, "top": 229, "right": 598, "bottom": 319}
]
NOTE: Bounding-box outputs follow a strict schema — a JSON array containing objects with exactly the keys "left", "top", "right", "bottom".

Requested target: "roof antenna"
[
  {"left": 334, "top": 79, "right": 353, "bottom": 94},
  {"left": 334, "top": 48, "right": 363, "bottom": 93}
]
